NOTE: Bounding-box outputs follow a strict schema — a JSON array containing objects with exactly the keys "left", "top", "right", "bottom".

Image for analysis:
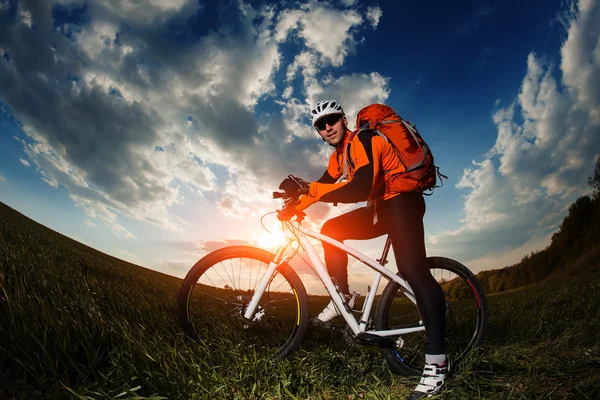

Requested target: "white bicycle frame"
[{"left": 243, "top": 219, "right": 426, "bottom": 338}]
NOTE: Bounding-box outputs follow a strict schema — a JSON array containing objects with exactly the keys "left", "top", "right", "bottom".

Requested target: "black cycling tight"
[{"left": 320, "top": 191, "right": 446, "bottom": 355}]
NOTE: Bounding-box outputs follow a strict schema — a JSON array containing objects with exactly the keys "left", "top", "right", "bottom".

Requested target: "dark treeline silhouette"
[{"left": 449, "top": 153, "right": 600, "bottom": 298}]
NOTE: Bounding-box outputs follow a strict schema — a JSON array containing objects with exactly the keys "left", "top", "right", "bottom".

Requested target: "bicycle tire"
[
  {"left": 375, "top": 256, "right": 488, "bottom": 375},
  {"left": 177, "top": 246, "right": 310, "bottom": 358}
]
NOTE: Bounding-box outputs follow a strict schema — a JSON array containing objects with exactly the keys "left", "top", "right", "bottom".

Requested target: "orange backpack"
[{"left": 344, "top": 104, "right": 446, "bottom": 194}]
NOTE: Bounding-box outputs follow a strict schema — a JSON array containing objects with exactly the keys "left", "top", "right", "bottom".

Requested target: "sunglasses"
[{"left": 315, "top": 114, "right": 342, "bottom": 131}]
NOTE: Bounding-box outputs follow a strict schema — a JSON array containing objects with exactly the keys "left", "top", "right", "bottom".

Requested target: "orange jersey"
[{"left": 304, "top": 130, "right": 406, "bottom": 206}]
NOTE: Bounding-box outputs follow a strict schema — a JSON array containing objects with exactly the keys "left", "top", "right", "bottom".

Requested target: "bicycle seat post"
[{"left": 376, "top": 236, "right": 392, "bottom": 266}]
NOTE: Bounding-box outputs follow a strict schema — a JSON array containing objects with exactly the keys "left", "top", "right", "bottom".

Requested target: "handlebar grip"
[{"left": 273, "top": 191, "right": 288, "bottom": 199}]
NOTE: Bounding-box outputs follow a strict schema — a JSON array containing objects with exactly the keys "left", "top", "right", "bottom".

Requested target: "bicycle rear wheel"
[
  {"left": 375, "top": 257, "right": 487, "bottom": 375},
  {"left": 177, "top": 246, "right": 309, "bottom": 358}
]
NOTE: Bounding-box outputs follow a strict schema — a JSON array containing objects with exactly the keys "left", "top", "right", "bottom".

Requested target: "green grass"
[{"left": 1, "top": 201, "right": 599, "bottom": 399}]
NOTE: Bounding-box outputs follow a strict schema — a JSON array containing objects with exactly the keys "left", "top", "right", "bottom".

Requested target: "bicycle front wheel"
[
  {"left": 375, "top": 257, "right": 488, "bottom": 375},
  {"left": 177, "top": 246, "right": 309, "bottom": 358}
]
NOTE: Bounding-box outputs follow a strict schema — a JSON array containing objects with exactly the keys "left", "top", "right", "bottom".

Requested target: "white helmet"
[{"left": 310, "top": 99, "right": 344, "bottom": 126}]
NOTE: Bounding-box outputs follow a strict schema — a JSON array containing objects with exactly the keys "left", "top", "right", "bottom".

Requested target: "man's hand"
[
  {"left": 279, "top": 175, "right": 310, "bottom": 196},
  {"left": 295, "top": 194, "right": 317, "bottom": 211}
]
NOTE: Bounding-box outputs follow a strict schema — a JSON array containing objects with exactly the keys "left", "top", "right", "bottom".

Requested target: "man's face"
[{"left": 315, "top": 113, "right": 347, "bottom": 146}]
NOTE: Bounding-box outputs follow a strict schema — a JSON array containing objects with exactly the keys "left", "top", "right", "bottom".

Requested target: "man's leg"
[
  {"left": 379, "top": 192, "right": 446, "bottom": 356},
  {"left": 314, "top": 206, "right": 386, "bottom": 324},
  {"left": 380, "top": 192, "right": 448, "bottom": 398},
  {"left": 320, "top": 206, "right": 386, "bottom": 294}
]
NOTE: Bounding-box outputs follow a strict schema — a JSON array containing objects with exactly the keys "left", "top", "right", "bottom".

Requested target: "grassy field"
[{"left": 1, "top": 201, "right": 599, "bottom": 399}]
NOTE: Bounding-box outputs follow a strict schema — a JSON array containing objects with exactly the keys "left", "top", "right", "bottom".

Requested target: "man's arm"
[{"left": 316, "top": 170, "right": 338, "bottom": 184}]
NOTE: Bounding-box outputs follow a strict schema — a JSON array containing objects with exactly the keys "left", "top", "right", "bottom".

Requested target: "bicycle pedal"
[
  {"left": 341, "top": 291, "right": 360, "bottom": 313},
  {"left": 355, "top": 332, "right": 397, "bottom": 348},
  {"left": 309, "top": 318, "right": 328, "bottom": 328},
  {"left": 310, "top": 318, "right": 339, "bottom": 330},
  {"left": 342, "top": 330, "right": 361, "bottom": 349}
]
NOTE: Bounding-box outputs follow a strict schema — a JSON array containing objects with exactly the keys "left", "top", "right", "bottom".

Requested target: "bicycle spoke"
[
  {"left": 190, "top": 293, "right": 228, "bottom": 304},
  {"left": 252, "top": 261, "right": 266, "bottom": 292},
  {"left": 269, "top": 276, "right": 289, "bottom": 293},
  {"left": 215, "top": 261, "right": 234, "bottom": 290},
  {"left": 199, "top": 269, "right": 219, "bottom": 288},
  {"left": 238, "top": 258, "right": 242, "bottom": 289},
  {"left": 249, "top": 258, "right": 253, "bottom": 291},
  {"left": 229, "top": 258, "right": 236, "bottom": 290}
]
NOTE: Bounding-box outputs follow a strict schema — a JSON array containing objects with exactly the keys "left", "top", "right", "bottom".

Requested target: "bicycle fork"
[{"left": 242, "top": 243, "right": 289, "bottom": 321}]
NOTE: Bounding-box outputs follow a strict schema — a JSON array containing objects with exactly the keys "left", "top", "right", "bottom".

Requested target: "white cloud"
[
  {"left": 560, "top": 0, "right": 600, "bottom": 124},
  {"left": 282, "top": 86, "right": 293, "bottom": 99},
  {"left": 286, "top": 51, "right": 320, "bottom": 83},
  {"left": 279, "top": 98, "right": 313, "bottom": 139},
  {"left": 160, "top": 259, "right": 196, "bottom": 277},
  {"left": 274, "top": 9, "right": 303, "bottom": 42},
  {"left": 89, "top": 0, "right": 198, "bottom": 25},
  {"left": 19, "top": 158, "right": 30, "bottom": 167},
  {"left": 366, "top": 7, "right": 382, "bottom": 28},
  {"left": 0, "top": 174, "right": 5, "bottom": 182},
  {"left": 115, "top": 247, "right": 142, "bottom": 265},
  {"left": 20, "top": 9, "right": 33, "bottom": 27},
  {"left": 216, "top": 196, "right": 251, "bottom": 219},
  {"left": 42, "top": 177, "right": 59, "bottom": 188},
  {"left": 275, "top": 1, "right": 364, "bottom": 67},
  {"left": 75, "top": 19, "right": 120, "bottom": 60},
  {"left": 73, "top": 194, "right": 136, "bottom": 239},
  {"left": 428, "top": 0, "right": 600, "bottom": 270},
  {"left": 285, "top": 51, "right": 321, "bottom": 103}
]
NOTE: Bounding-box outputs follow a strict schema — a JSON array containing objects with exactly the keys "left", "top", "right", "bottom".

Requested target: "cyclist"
[{"left": 279, "top": 99, "right": 448, "bottom": 399}]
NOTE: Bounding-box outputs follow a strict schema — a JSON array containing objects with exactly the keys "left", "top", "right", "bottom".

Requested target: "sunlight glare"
[{"left": 257, "top": 222, "right": 287, "bottom": 249}]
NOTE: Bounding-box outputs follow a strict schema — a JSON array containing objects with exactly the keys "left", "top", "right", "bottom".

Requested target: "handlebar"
[
  {"left": 272, "top": 191, "right": 289, "bottom": 199},
  {"left": 272, "top": 191, "right": 305, "bottom": 222}
]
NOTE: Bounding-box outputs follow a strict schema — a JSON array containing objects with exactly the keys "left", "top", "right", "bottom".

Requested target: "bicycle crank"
[{"left": 355, "top": 332, "right": 404, "bottom": 349}]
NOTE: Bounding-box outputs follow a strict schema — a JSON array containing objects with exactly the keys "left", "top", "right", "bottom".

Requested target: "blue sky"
[{"left": 1, "top": 0, "right": 599, "bottom": 293}]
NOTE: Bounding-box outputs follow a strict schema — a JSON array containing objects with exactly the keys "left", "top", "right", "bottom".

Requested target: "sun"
[{"left": 257, "top": 222, "right": 288, "bottom": 249}]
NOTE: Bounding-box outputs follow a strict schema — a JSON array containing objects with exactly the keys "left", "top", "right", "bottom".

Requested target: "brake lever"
[{"left": 295, "top": 210, "right": 306, "bottom": 223}]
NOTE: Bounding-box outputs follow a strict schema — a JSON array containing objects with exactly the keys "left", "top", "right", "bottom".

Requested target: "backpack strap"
[
  {"left": 338, "top": 128, "right": 361, "bottom": 182},
  {"left": 338, "top": 122, "right": 393, "bottom": 182},
  {"left": 401, "top": 120, "right": 421, "bottom": 144},
  {"left": 422, "top": 167, "right": 449, "bottom": 196}
]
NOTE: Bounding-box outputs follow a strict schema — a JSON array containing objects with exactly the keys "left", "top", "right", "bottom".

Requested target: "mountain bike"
[{"left": 177, "top": 190, "right": 487, "bottom": 376}]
